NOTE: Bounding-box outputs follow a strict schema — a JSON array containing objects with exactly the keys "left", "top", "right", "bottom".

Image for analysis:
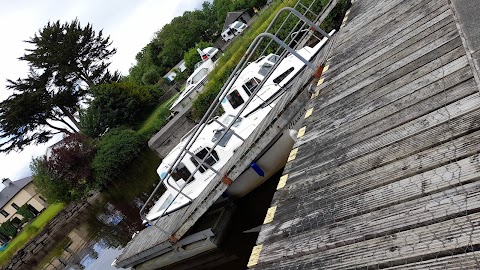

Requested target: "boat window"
[
  {"left": 227, "top": 89, "right": 244, "bottom": 109},
  {"left": 190, "top": 147, "right": 219, "bottom": 173},
  {"left": 158, "top": 194, "right": 174, "bottom": 212},
  {"left": 273, "top": 67, "right": 294, "bottom": 84},
  {"left": 212, "top": 129, "right": 234, "bottom": 147},
  {"left": 190, "top": 68, "right": 209, "bottom": 85},
  {"left": 242, "top": 77, "right": 261, "bottom": 96},
  {"left": 268, "top": 55, "right": 279, "bottom": 63},
  {"left": 207, "top": 48, "right": 217, "bottom": 56},
  {"left": 258, "top": 63, "right": 274, "bottom": 77},
  {"left": 222, "top": 115, "right": 242, "bottom": 127},
  {"left": 171, "top": 163, "right": 194, "bottom": 183}
]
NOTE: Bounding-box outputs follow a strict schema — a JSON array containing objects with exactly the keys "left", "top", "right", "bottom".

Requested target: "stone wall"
[{"left": 1, "top": 195, "right": 98, "bottom": 270}]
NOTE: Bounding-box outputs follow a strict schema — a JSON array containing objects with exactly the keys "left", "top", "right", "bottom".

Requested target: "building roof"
[
  {"left": 222, "top": 9, "right": 248, "bottom": 31},
  {"left": 0, "top": 176, "right": 33, "bottom": 209}
]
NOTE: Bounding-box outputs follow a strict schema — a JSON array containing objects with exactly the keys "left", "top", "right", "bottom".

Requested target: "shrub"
[
  {"left": 92, "top": 128, "right": 146, "bottom": 185},
  {"left": 32, "top": 159, "right": 87, "bottom": 203},
  {"left": 0, "top": 221, "right": 17, "bottom": 238},
  {"left": 80, "top": 82, "right": 164, "bottom": 137},
  {"left": 17, "top": 205, "right": 35, "bottom": 220}
]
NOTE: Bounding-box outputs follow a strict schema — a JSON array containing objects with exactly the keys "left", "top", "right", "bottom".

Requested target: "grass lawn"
[
  {"left": 137, "top": 92, "right": 180, "bottom": 137},
  {"left": 0, "top": 203, "right": 65, "bottom": 266}
]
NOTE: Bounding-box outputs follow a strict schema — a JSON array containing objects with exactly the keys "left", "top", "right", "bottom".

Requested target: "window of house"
[
  {"left": 0, "top": 210, "right": 9, "bottom": 217},
  {"left": 273, "top": 67, "right": 294, "bottom": 84},
  {"left": 190, "top": 148, "right": 219, "bottom": 173},
  {"left": 227, "top": 90, "right": 244, "bottom": 109},
  {"left": 242, "top": 78, "right": 261, "bottom": 96},
  {"left": 171, "top": 163, "right": 194, "bottom": 183},
  {"left": 11, "top": 203, "right": 19, "bottom": 210}
]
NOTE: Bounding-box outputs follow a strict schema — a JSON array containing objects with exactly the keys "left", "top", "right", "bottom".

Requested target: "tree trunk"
[{"left": 58, "top": 105, "right": 80, "bottom": 131}]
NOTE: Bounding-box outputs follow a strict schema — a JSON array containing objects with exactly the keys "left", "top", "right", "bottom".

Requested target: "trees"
[
  {"left": 31, "top": 134, "right": 96, "bottom": 203},
  {"left": 17, "top": 205, "right": 35, "bottom": 221},
  {"left": 0, "top": 19, "right": 120, "bottom": 153},
  {"left": 21, "top": 19, "right": 120, "bottom": 87},
  {"left": 92, "top": 128, "right": 146, "bottom": 185},
  {"left": 80, "top": 82, "right": 163, "bottom": 137}
]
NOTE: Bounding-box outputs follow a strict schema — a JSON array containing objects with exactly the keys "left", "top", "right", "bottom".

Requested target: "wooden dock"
[{"left": 250, "top": 0, "right": 480, "bottom": 269}]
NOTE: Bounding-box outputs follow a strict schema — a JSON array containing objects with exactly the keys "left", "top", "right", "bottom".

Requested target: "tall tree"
[
  {"left": 21, "top": 19, "right": 120, "bottom": 87},
  {"left": 0, "top": 19, "right": 120, "bottom": 153}
]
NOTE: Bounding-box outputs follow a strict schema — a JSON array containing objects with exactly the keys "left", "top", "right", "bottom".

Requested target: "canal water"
[{"left": 39, "top": 148, "right": 279, "bottom": 270}]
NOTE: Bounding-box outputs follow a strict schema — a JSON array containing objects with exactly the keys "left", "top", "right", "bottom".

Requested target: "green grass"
[
  {"left": 191, "top": 0, "right": 298, "bottom": 120},
  {"left": 137, "top": 92, "right": 180, "bottom": 137},
  {"left": 0, "top": 203, "right": 65, "bottom": 266}
]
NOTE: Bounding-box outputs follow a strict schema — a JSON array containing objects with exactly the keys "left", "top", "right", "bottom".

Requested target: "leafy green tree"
[
  {"left": 92, "top": 128, "right": 146, "bottom": 185},
  {"left": 31, "top": 134, "right": 96, "bottom": 203},
  {"left": 141, "top": 67, "right": 162, "bottom": 85},
  {"left": 0, "top": 70, "right": 81, "bottom": 153},
  {"left": 31, "top": 157, "right": 75, "bottom": 203},
  {"left": 17, "top": 205, "right": 35, "bottom": 220},
  {"left": 0, "top": 221, "right": 17, "bottom": 238},
  {"left": 0, "top": 19, "right": 120, "bottom": 153},
  {"left": 21, "top": 19, "right": 120, "bottom": 87},
  {"left": 80, "top": 82, "right": 163, "bottom": 137}
]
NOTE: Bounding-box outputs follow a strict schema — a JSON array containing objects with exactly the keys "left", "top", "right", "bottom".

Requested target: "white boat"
[
  {"left": 145, "top": 31, "right": 334, "bottom": 222},
  {"left": 170, "top": 47, "right": 220, "bottom": 113}
]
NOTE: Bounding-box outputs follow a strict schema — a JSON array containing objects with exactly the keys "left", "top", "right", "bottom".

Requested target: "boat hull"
[{"left": 225, "top": 127, "right": 296, "bottom": 197}]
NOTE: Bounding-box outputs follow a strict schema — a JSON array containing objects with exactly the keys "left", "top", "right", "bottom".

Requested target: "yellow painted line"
[
  {"left": 263, "top": 205, "right": 277, "bottom": 224},
  {"left": 341, "top": 23, "right": 346, "bottom": 29},
  {"left": 247, "top": 245, "right": 263, "bottom": 268},
  {"left": 346, "top": 9, "right": 351, "bottom": 16},
  {"left": 287, "top": 148, "right": 298, "bottom": 162},
  {"left": 323, "top": 65, "right": 330, "bottom": 72},
  {"left": 277, "top": 174, "right": 289, "bottom": 190},
  {"left": 305, "top": 108, "right": 313, "bottom": 118},
  {"left": 342, "top": 16, "right": 348, "bottom": 23},
  {"left": 311, "top": 90, "right": 319, "bottom": 99},
  {"left": 317, "top": 77, "right": 325, "bottom": 86},
  {"left": 297, "top": 126, "right": 306, "bottom": 138}
]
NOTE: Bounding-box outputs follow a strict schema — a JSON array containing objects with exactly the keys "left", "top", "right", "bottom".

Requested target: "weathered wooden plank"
[
  {"left": 336, "top": 0, "right": 421, "bottom": 46},
  {"left": 313, "top": 35, "right": 463, "bottom": 117},
  {"left": 304, "top": 70, "right": 475, "bottom": 150},
  {"left": 279, "top": 107, "right": 480, "bottom": 206},
  {"left": 287, "top": 86, "right": 479, "bottom": 175},
  {"left": 304, "top": 37, "right": 465, "bottom": 141},
  {"left": 253, "top": 212, "right": 480, "bottom": 269},
  {"left": 333, "top": 0, "right": 449, "bottom": 69},
  {"left": 317, "top": 13, "right": 455, "bottom": 102},
  {"left": 259, "top": 154, "right": 480, "bottom": 245},
  {"left": 384, "top": 250, "right": 480, "bottom": 269},
  {"left": 257, "top": 174, "right": 480, "bottom": 264}
]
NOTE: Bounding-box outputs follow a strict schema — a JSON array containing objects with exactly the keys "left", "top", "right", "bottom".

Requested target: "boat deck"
[
  {"left": 114, "top": 20, "right": 332, "bottom": 268},
  {"left": 249, "top": 0, "right": 480, "bottom": 269}
]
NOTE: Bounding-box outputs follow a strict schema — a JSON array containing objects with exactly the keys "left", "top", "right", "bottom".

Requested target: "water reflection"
[{"left": 40, "top": 148, "right": 161, "bottom": 270}]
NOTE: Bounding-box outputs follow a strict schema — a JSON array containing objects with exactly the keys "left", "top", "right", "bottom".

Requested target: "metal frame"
[{"left": 140, "top": 0, "right": 331, "bottom": 226}]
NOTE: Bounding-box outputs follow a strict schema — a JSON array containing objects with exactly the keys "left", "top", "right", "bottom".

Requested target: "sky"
[{"left": 0, "top": 0, "right": 208, "bottom": 186}]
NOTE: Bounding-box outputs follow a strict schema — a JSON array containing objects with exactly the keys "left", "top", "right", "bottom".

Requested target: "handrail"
[{"left": 140, "top": 0, "right": 332, "bottom": 225}]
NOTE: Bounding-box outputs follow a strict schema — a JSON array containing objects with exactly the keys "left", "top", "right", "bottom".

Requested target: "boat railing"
[{"left": 140, "top": 0, "right": 334, "bottom": 227}]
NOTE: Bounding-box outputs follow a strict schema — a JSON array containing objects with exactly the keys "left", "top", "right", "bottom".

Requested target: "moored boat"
[{"left": 145, "top": 31, "right": 334, "bottom": 223}]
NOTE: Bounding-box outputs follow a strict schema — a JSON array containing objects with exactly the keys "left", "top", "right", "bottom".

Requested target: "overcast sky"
[{"left": 0, "top": 0, "right": 208, "bottom": 186}]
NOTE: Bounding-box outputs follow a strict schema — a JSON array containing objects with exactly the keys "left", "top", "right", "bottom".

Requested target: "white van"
[{"left": 221, "top": 21, "right": 248, "bottom": 41}]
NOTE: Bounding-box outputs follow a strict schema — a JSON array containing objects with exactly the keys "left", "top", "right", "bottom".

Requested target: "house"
[
  {"left": 222, "top": 9, "right": 252, "bottom": 33},
  {"left": 0, "top": 177, "right": 48, "bottom": 229},
  {"left": 163, "top": 60, "right": 187, "bottom": 82}
]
